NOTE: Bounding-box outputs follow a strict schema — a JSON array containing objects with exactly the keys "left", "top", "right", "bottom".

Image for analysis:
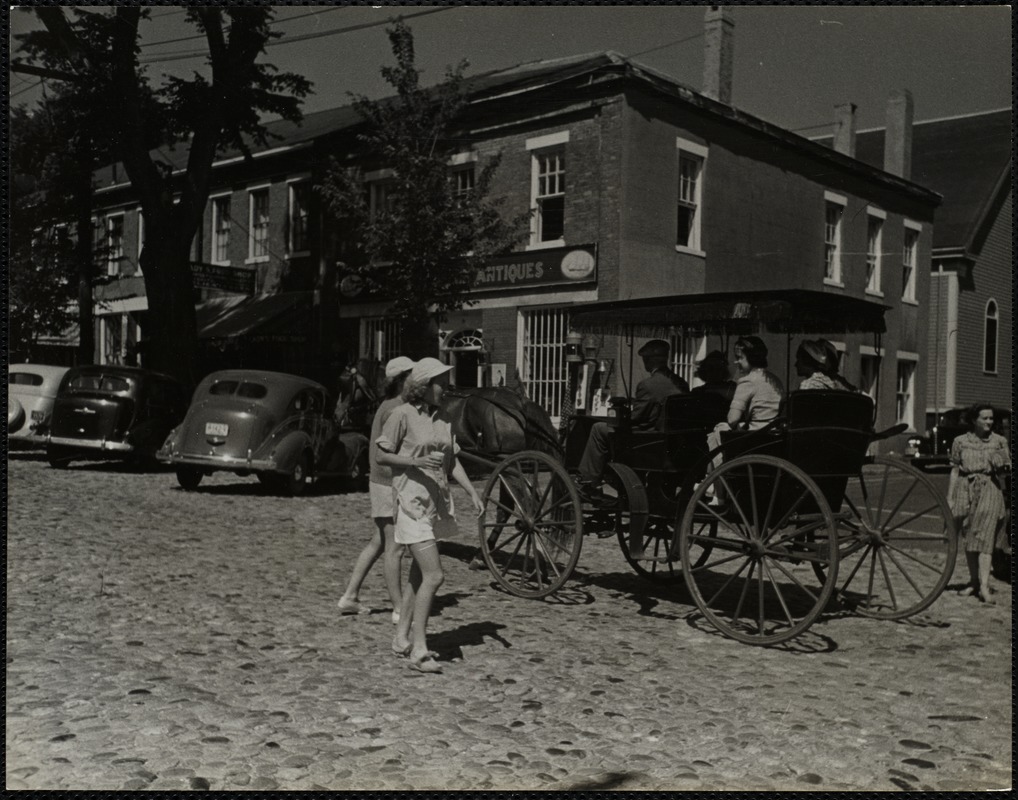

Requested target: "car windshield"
[
  {"left": 9, "top": 372, "right": 43, "bottom": 387},
  {"left": 209, "top": 380, "right": 268, "bottom": 400},
  {"left": 68, "top": 374, "right": 132, "bottom": 393}
]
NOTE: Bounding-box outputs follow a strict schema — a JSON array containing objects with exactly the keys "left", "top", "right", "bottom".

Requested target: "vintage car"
[
  {"left": 8, "top": 364, "right": 70, "bottom": 448},
  {"left": 46, "top": 365, "right": 189, "bottom": 468},
  {"left": 157, "top": 369, "right": 368, "bottom": 496},
  {"left": 905, "top": 406, "right": 1011, "bottom": 470}
]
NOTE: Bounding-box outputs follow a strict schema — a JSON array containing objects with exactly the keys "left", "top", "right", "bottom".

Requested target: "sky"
[{"left": 9, "top": 4, "right": 1013, "bottom": 136}]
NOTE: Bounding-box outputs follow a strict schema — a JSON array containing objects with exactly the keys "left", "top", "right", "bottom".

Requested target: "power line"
[
  {"left": 138, "top": 6, "right": 455, "bottom": 64},
  {"left": 140, "top": 6, "right": 342, "bottom": 50},
  {"left": 10, "top": 78, "right": 43, "bottom": 99},
  {"left": 628, "top": 31, "right": 704, "bottom": 60}
]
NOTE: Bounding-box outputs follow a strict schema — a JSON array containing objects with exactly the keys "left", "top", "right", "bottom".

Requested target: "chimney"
[
  {"left": 702, "top": 6, "right": 735, "bottom": 104},
  {"left": 832, "top": 102, "right": 857, "bottom": 157},
  {"left": 883, "top": 89, "right": 913, "bottom": 179}
]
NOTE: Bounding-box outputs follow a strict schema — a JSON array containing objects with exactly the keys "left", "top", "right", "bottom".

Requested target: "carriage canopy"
[{"left": 569, "top": 289, "right": 889, "bottom": 338}]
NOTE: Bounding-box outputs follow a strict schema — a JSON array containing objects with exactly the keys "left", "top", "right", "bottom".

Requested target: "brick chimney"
[
  {"left": 832, "top": 102, "right": 857, "bottom": 157},
  {"left": 702, "top": 6, "right": 734, "bottom": 104},
  {"left": 883, "top": 89, "right": 913, "bottom": 179}
]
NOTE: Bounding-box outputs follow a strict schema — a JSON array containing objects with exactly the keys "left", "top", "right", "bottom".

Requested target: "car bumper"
[
  {"left": 47, "top": 435, "right": 134, "bottom": 452},
  {"left": 158, "top": 451, "right": 280, "bottom": 473},
  {"left": 908, "top": 454, "right": 949, "bottom": 467}
]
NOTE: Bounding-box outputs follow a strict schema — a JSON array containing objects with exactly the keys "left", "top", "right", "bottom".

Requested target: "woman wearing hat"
[
  {"left": 337, "top": 356, "right": 416, "bottom": 620},
  {"left": 376, "top": 357, "right": 484, "bottom": 673},
  {"left": 795, "top": 338, "right": 856, "bottom": 391}
]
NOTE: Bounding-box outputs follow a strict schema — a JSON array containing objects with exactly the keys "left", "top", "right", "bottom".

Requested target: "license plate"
[
  {"left": 31, "top": 410, "right": 45, "bottom": 421},
  {"left": 205, "top": 422, "right": 229, "bottom": 437}
]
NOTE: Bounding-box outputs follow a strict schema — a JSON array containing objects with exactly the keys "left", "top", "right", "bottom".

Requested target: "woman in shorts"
[
  {"left": 337, "top": 357, "right": 416, "bottom": 621},
  {"left": 376, "top": 357, "right": 483, "bottom": 673}
]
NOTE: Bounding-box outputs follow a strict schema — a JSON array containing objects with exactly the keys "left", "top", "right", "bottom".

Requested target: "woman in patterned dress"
[{"left": 948, "top": 403, "right": 1011, "bottom": 603}]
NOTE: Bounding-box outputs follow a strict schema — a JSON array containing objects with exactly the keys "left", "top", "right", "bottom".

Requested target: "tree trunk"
[
  {"left": 74, "top": 160, "right": 94, "bottom": 366},
  {"left": 141, "top": 240, "right": 199, "bottom": 388}
]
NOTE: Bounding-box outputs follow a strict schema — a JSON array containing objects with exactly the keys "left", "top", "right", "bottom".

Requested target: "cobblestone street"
[{"left": 6, "top": 454, "right": 1012, "bottom": 791}]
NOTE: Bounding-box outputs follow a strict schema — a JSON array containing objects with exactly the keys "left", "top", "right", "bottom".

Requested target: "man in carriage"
[{"left": 576, "top": 338, "right": 689, "bottom": 501}]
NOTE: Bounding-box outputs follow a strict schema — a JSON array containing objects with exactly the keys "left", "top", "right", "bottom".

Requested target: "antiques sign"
[
  {"left": 191, "top": 262, "right": 256, "bottom": 294},
  {"left": 473, "top": 244, "right": 597, "bottom": 292},
  {"left": 338, "top": 244, "right": 597, "bottom": 300}
]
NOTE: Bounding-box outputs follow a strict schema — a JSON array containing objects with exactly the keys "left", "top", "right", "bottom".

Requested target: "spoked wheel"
[
  {"left": 679, "top": 455, "right": 839, "bottom": 646},
  {"left": 608, "top": 466, "right": 682, "bottom": 584},
  {"left": 817, "top": 455, "right": 957, "bottom": 619},
  {"left": 477, "top": 450, "right": 583, "bottom": 598}
]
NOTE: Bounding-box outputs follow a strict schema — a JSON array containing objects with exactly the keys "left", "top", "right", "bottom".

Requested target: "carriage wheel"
[
  {"left": 477, "top": 450, "right": 583, "bottom": 598},
  {"left": 815, "top": 455, "right": 957, "bottom": 619},
  {"left": 679, "top": 455, "right": 839, "bottom": 646},
  {"left": 607, "top": 467, "right": 683, "bottom": 584}
]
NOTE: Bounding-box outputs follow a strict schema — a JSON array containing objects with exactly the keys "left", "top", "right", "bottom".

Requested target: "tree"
[
  {"left": 8, "top": 106, "right": 78, "bottom": 360},
  {"left": 319, "top": 21, "right": 528, "bottom": 358},
  {"left": 16, "top": 7, "right": 311, "bottom": 384}
]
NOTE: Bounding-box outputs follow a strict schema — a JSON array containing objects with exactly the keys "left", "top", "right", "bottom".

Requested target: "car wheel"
[
  {"left": 8, "top": 398, "right": 25, "bottom": 433},
  {"left": 176, "top": 466, "right": 203, "bottom": 491},
  {"left": 282, "top": 452, "right": 312, "bottom": 497},
  {"left": 46, "top": 445, "right": 73, "bottom": 469}
]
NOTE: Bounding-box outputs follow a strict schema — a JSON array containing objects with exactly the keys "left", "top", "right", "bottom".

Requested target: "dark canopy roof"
[{"left": 570, "top": 290, "right": 889, "bottom": 337}]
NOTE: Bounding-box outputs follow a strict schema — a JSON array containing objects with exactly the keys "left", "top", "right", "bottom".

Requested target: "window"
[
  {"left": 902, "top": 222, "right": 920, "bottom": 302},
  {"left": 984, "top": 299, "right": 999, "bottom": 373},
  {"left": 248, "top": 188, "right": 270, "bottom": 260},
  {"left": 531, "top": 149, "right": 566, "bottom": 244},
  {"left": 895, "top": 359, "right": 916, "bottom": 426},
  {"left": 860, "top": 355, "right": 880, "bottom": 401},
  {"left": 823, "top": 194, "right": 845, "bottom": 284},
  {"left": 287, "top": 181, "right": 311, "bottom": 254},
  {"left": 865, "top": 211, "right": 884, "bottom": 294},
  {"left": 361, "top": 317, "right": 403, "bottom": 362},
  {"left": 452, "top": 167, "right": 475, "bottom": 199},
  {"left": 211, "top": 196, "right": 231, "bottom": 264},
  {"left": 675, "top": 138, "right": 708, "bottom": 253},
  {"left": 106, "top": 214, "right": 125, "bottom": 275},
  {"left": 520, "top": 307, "right": 571, "bottom": 421},
  {"left": 668, "top": 333, "right": 704, "bottom": 388},
  {"left": 368, "top": 180, "right": 395, "bottom": 222}
]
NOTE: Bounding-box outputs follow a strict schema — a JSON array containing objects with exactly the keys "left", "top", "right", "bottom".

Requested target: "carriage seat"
[{"left": 660, "top": 392, "right": 729, "bottom": 433}]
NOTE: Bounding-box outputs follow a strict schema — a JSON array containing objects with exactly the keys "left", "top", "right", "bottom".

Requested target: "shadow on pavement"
[
  {"left": 577, "top": 570, "right": 688, "bottom": 619},
  {"left": 559, "top": 771, "right": 644, "bottom": 791},
  {"left": 432, "top": 591, "right": 470, "bottom": 617},
  {"left": 64, "top": 460, "right": 173, "bottom": 475},
  {"left": 429, "top": 620, "right": 512, "bottom": 660},
  {"left": 684, "top": 613, "right": 840, "bottom": 654}
]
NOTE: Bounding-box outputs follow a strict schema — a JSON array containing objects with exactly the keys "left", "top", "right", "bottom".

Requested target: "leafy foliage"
[{"left": 319, "top": 22, "right": 529, "bottom": 326}]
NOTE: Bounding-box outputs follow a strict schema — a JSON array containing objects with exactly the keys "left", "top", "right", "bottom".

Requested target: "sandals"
[
  {"left": 408, "top": 654, "right": 443, "bottom": 674},
  {"left": 392, "top": 639, "right": 439, "bottom": 661}
]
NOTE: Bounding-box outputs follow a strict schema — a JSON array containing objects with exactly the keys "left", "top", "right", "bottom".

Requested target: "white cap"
[
  {"left": 384, "top": 356, "right": 416, "bottom": 379},
  {"left": 410, "top": 357, "right": 453, "bottom": 384}
]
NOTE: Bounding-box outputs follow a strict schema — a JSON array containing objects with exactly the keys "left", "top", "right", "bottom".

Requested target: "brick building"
[
  {"left": 87, "top": 11, "right": 941, "bottom": 446},
  {"left": 818, "top": 108, "right": 1011, "bottom": 424}
]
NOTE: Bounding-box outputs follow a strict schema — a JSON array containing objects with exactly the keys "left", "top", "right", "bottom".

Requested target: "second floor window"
[
  {"left": 452, "top": 167, "right": 475, "bottom": 199},
  {"left": 368, "top": 180, "right": 396, "bottom": 222},
  {"left": 106, "top": 214, "right": 124, "bottom": 275},
  {"left": 902, "top": 224, "right": 919, "bottom": 301},
  {"left": 533, "top": 149, "right": 565, "bottom": 243},
  {"left": 896, "top": 359, "right": 915, "bottom": 425},
  {"left": 288, "top": 182, "right": 310, "bottom": 253},
  {"left": 212, "top": 197, "right": 231, "bottom": 263},
  {"left": 824, "top": 200, "right": 844, "bottom": 283},
  {"left": 866, "top": 214, "right": 883, "bottom": 293},
  {"left": 676, "top": 145, "right": 706, "bottom": 251},
  {"left": 249, "top": 188, "right": 270, "bottom": 260}
]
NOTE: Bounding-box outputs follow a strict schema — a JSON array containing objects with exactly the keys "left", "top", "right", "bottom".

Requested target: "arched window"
[{"left": 983, "top": 299, "right": 998, "bottom": 373}]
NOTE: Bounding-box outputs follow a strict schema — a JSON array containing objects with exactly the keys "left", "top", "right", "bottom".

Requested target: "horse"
[{"left": 439, "top": 386, "right": 562, "bottom": 464}]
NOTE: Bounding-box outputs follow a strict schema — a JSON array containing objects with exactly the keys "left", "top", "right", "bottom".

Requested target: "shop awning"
[{"left": 197, "top": 292, "right": 313, "bottom": 343}]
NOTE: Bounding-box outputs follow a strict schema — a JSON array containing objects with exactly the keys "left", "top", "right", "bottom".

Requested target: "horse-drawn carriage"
[{"left": 458, "top": 290, "right": 956, "bottom": 646}]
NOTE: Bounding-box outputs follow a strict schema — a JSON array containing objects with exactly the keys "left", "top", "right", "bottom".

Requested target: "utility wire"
[
  {"left": 138, "top": 6, "right": 454, "bottom": 64},
  {"left": 10, "top": 78, "right": 44, "bottom": 98},
  {"left": 140, "top": 6, "right": 342, "bottom": 50},
  {"left": 628, "top": 31, "right": 704, "bottom": 60}
]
